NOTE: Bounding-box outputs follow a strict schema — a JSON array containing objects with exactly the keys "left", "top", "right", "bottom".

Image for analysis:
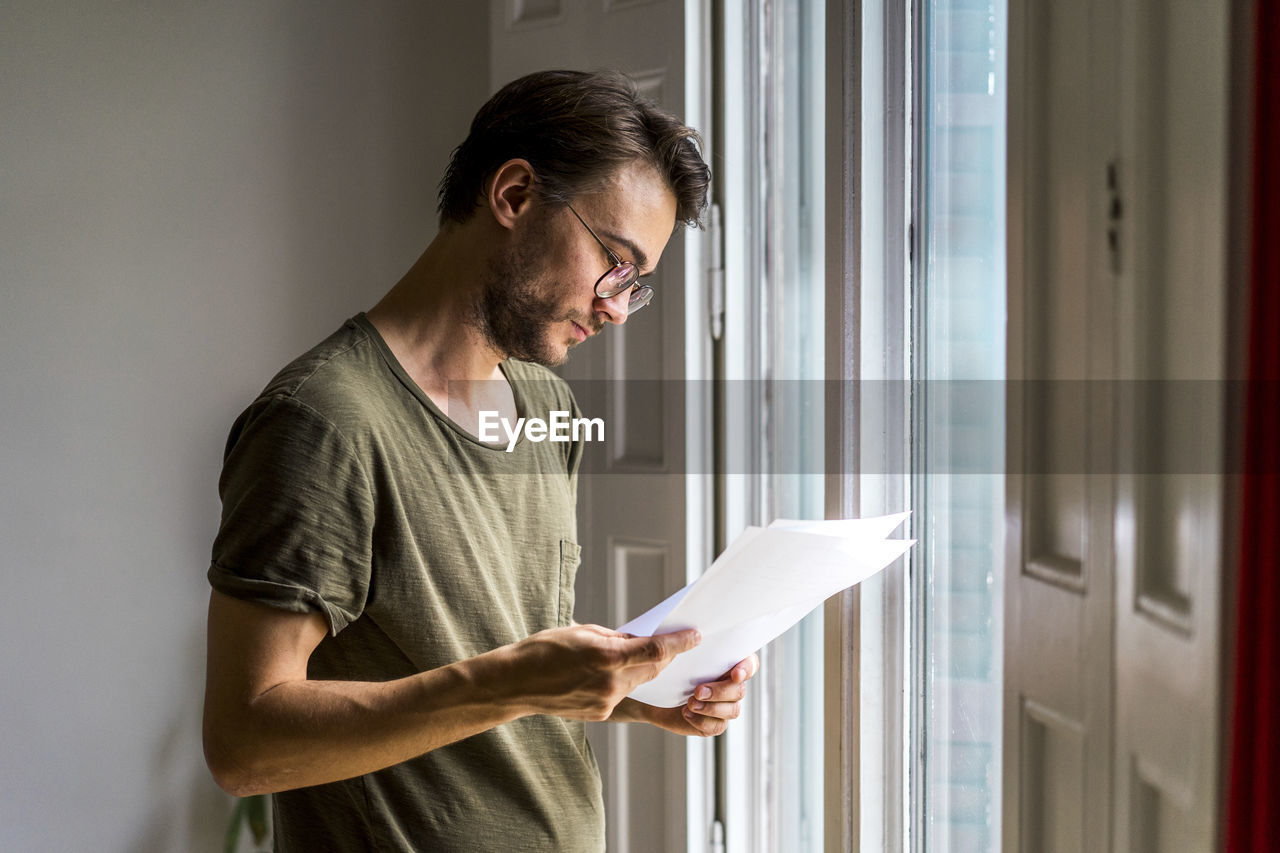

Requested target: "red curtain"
[{"left": 1226, "top": 0, "right": 1280, "bottom": 849}]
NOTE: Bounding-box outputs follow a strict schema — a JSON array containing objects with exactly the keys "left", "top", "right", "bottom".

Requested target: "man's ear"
[{"left": 487, "top": 159, "right": 537, "bottom": 230}]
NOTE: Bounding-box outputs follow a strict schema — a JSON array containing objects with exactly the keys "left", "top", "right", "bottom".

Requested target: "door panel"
[
  {"left": 1005, "top": 0, "right": 1228, "bottom": 850},
  {"left": 1004, "top": 0, "right": 1117, "bottom": 851},
  {"left": 1112, "top": 0, "right": 1229, "bottom": 849},
  {"left": 1020, "top": 701, "right": 1086, "bottom": 853}
]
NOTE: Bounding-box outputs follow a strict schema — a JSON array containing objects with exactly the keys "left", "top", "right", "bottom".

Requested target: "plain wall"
[{"left": 0, "top": 3, "right": 488, "bottom": 850}]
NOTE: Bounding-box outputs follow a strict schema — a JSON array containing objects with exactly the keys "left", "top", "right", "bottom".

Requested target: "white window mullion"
[
  {"left": 720, "top": 1, "right": 827, "bottom": 852},
  {"left": 858, "top": 0, "right": 915, "bottom": 848}
]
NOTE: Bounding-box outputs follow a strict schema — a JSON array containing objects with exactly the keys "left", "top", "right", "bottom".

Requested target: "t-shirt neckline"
[{"left": 351, "top": 312, "right": 529, "bottom": 451}]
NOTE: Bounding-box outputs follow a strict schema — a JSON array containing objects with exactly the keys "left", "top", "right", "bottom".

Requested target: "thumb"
[{"left": 621, "top": 628, "right": 701, "bottom": 664}]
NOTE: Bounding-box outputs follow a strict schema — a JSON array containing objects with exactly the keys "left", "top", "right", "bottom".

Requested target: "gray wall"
[{"left": 0, "top": 3, "right": 488, "bottom": 850}]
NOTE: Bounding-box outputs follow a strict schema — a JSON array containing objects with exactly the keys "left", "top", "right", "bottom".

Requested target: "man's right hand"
[{"left": 495, "top": 624, "right": 701, "bottom": 721}]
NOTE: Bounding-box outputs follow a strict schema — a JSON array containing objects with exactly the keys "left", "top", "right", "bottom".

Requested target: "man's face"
[{"left": 474, "top": 161, "right": 679, "bottom": 366}]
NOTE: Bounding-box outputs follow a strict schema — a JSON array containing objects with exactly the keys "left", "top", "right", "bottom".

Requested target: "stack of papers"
[{"left": 618, "top": 512, "right": 914, "bottom": 707}]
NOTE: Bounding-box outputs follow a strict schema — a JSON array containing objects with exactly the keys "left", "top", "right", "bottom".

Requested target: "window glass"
[
  {"left": 914, "top": 0, "right": 1008, "bottom": 851},
  {"left": 721, "top": 0, "right": 826, "bottom": 851},
  {"left": 755, "top": 0, "right": 826, "bottom": 848}
]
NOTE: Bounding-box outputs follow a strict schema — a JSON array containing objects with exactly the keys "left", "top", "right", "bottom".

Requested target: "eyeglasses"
[{"left": 566, "top": 204, "right": 654, "bottom": 313}]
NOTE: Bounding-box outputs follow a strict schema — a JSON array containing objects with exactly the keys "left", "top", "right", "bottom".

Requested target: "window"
[
  {"left": 717, "top": 1, "right": 826, "bottom": 851},
  {"left": 716, "top": 0, "right": 1006, "bottom": 849},
  {"left": 854, "top": 0, "right": 1010, "bottom": 847},
  {"left": 912, "top": 0, "right": 1008, "bottom": 850}
]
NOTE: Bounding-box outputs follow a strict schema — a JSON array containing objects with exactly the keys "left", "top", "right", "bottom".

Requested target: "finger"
[
  {"left": 620, "top": 629, "right": 701, "bottom": 664},
  {"left": 691, "top": 680, "right": 747, "bottom": 703},
  {"left": 681, "top": 706, "right": 729, "bottom": 736},
  {"left": 685, "top": 699, "right": 742, "bottom": 721},
  {"left": 656, "top": 627, "right": 702, "bottom": 653},
  {"left": 692, "top": 654, "right": 759, "bottom": 700},
  {"left": 726, "top": 653, "right": 759, "bottom": 683}
]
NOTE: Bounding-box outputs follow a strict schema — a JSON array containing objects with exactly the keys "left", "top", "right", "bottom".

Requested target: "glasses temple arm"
[{"left": 567, "top": 204, "right": 625, "bottom": 267}]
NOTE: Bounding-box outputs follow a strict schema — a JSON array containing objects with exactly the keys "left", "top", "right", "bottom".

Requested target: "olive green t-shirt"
[{"left": 208, "top": 314, "right": 604, "bottom": 852}]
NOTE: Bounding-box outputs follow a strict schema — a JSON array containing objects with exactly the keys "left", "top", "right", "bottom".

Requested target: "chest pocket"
[{"left": 557, "top": 539, "right": 581, "bottom": 626}]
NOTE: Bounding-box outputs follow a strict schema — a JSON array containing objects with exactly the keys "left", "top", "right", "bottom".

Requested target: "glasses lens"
[
  {"left": 596, "top": 263, "right": 639, "bottom": 298},
  {"left": 628, "top": 285, "right": 654, "bottom": 312}
]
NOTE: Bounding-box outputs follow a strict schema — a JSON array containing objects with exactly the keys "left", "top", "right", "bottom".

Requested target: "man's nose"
[{"left": 595, "top": 290, "right": 631, "bottom": 325}]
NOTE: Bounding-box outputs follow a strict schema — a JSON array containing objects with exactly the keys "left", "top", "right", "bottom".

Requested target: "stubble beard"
[{"left": 471, "top": 218, "right": 597, "bottom": 366}]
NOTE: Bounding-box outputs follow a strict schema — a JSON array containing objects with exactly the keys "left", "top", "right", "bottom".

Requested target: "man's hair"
[{"left": 437, "top": 69, "right": 711, "bottom": 229}]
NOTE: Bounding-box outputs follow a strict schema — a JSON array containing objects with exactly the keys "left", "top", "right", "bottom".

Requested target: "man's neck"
[{"left": 365, "top": 227, "right": 516, "bottom": 427}]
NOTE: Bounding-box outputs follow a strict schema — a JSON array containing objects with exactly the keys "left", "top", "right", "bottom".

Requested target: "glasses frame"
[{"left": 565, "top": 204, "right": 654, "bottom": 312}]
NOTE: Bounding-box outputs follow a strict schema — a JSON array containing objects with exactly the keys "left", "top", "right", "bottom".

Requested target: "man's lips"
[{"left": 571, "top": 321, "right": 588, "bottom": 342}]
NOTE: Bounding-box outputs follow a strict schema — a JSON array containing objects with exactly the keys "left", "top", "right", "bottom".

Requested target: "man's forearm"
[
  {"left": 204, "top": 591, "right": 702, "bottom": 797},
  {"left": 204, "top": 647, "right": 524, "bottom": 797}
]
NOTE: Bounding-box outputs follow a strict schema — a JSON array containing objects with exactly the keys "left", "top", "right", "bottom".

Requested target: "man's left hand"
[{"left": 612, "top": 654, "right": 760, "bottom": 737}]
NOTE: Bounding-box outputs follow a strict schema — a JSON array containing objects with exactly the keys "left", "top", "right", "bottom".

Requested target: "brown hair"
[{"left": 437, "top": 69, "right": 711, "bottom": 229}]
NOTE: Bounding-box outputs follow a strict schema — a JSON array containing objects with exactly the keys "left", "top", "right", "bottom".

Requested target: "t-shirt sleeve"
[{"left": 208, "top": 395, "right": 374, "bottom": 635}]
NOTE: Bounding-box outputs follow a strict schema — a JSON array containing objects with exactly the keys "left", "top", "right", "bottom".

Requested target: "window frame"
[
  {"left": 823, "top": 0, "right": 915, "bottom": 851},
  {"left": 715, "top": 2, "right": 828, "bottom": 851}
]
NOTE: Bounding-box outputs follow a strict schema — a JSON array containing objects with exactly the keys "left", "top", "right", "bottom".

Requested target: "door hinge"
[
  {"left": 1107, "top": 160, "right": 1123, "bottom": 275},
  {"left": 708, "top": 202, "right": 725, "bottom": 342}
]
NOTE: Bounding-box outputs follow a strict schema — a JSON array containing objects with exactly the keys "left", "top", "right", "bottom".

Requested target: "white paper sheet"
[{"left": 618, "top": 512, "right": 914, "bottom": 707}]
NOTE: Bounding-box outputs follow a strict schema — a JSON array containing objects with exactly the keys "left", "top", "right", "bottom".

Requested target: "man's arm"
[
  {"left": 202, "top": 591, "right": 700, "bottom": 797},
  {"left": 606, "top": 654, "right": 760, "bottom": 737}
]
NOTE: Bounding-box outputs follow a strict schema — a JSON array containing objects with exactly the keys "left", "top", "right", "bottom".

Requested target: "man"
[{"left": 203, "top": 70, "right": 758, "bottom": 851}]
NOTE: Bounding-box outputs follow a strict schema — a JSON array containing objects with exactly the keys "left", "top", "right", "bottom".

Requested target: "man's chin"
[
  {"left": 546, "top": 337, "right": 576, "bottom": 367},
  {"left": 537, "top": 347, "right": 571, "bottom": 368},
  {"left": 535, "top": 327, "right": 582, "bottom": 367},
  {"left": 508, "top": 338, "right": 572, "bottom": 368}
]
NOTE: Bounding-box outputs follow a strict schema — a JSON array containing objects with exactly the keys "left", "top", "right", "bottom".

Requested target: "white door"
[
  {"left": 1003, "top": 0, "right": 1230, "bottom": 850},
  {"left": 1004, "top": 0, "right": 1120, "bottom": 848},
  {"left": 1110, "top": 0, "right": 1231, "bottom": 848},
  {"left": 490, "top": 4, "right": 712, "bottom": 852}
]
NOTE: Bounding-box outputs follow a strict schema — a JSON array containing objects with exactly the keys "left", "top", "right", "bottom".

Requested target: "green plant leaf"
[
  {"left": 246, "top": 794, "right": 269, "bottom": 843},
  {"left": 223, "top": 798, "right": 247, "bottom": 853}
]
